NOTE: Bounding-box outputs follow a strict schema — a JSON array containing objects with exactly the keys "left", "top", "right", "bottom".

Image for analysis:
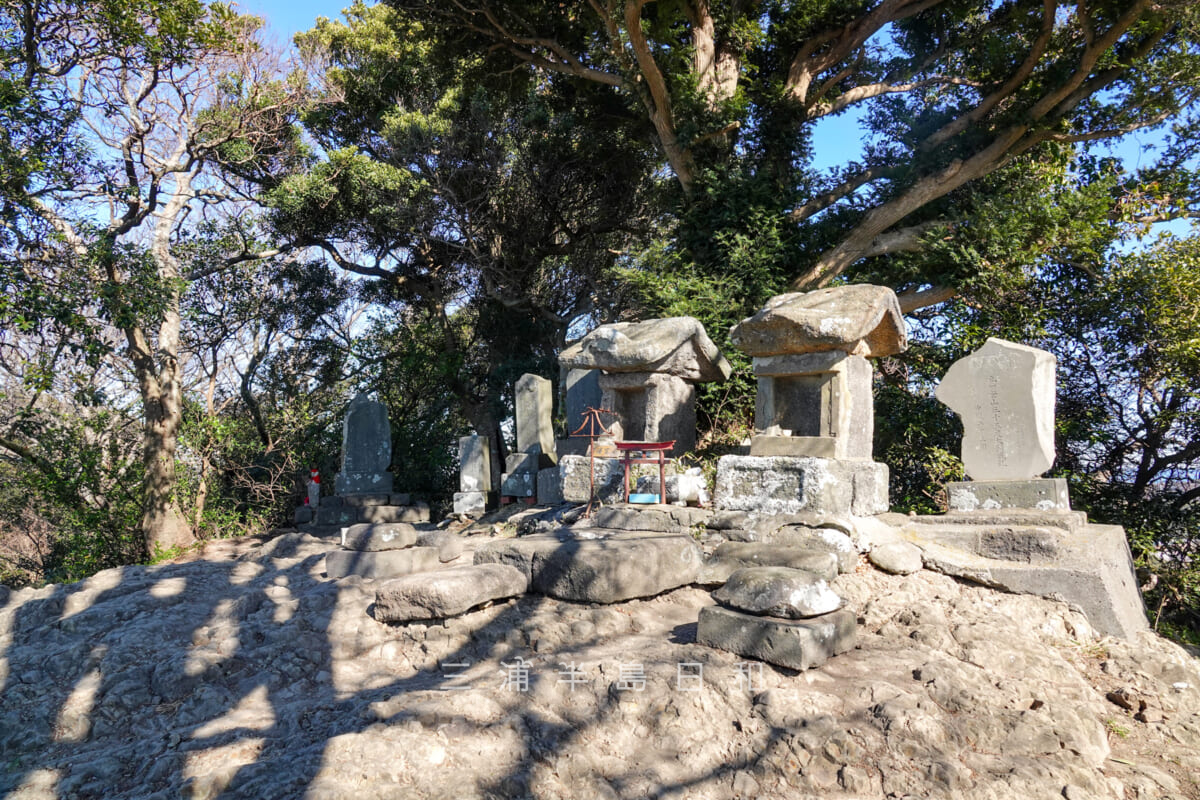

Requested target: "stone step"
[
  {"left": 324, "top": 547, "right": 441, "bottom": 580},
  {"left": 374, "top": 563, "right": 529, "bottom": 623},
  {"left": 697, "top": 606, "right": 857, "bottom": 671}
]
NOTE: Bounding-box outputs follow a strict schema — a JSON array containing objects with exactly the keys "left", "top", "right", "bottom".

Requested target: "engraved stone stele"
[
  {"left": 335, "top": 393, "right": 394, "bottom": 495},
  {"left": 558, "top": 317, "right": 729, "bottom": 458},
  {"left": 935, "top": 337, "right": 1056, "bottom": 481},
  {"left": 515, "top": 374, "right": 556, "bottom": 467},
  {"left": 458, "top": 434, "right": 492, "bottom": 493}
]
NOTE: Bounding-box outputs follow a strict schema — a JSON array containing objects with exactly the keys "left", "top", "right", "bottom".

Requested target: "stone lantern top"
[
  {"left": 729, "top": 285, "right": 907, "bottom": 358},
  {"left": 559, "top": 316, "right": 732, "bottom": 382}
]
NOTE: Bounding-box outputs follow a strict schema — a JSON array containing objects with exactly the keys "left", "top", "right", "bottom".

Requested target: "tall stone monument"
[
  {"left": 501, "top": 374, "right": 557, "bottom": 500},
  {"left": 935, "top": 338, "right": 1066, "bottom": 511},
  {"left": 454, "top": 434, "right": 492, "bottom": 515},
  {"left": 335, "top": 393, "right": 394, "bottom": 495},
  {"left": 713, "top": 286, "right": 905, "bottom": 516}
]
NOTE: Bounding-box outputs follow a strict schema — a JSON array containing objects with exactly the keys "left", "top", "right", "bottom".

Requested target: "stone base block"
[
  {"left": 696, "top": 606, "right": 857, "bottom": 671},
  {"left": 500, "top": 471, "right": 536, "bottom": 498},
  {"left": 324, "top": 547, "right": 441, "bottom": 580},
  {"left": 537, "top": 467, "right": 563, "bottom": 504},
  {"left": 375, "top": 563, "right": 529, "bottom": 623},
  {"left": 559, "top": 455, "right": 624, "bottom": 504},
  {"left": 316, "top": 505, "right": 358, "bottom": 526},
  {"left": 342, "top": 494, "right": 390, "bottom": 507},
  {"left": 714, "top": 455, "right": 888, "bottom": 516},
  {"left": 294, "top": 506, "right": 314, "bottom": 525},
  {"left": 359, "top": 502, "right": 430, "bottom": 524},
  {"left": 698, "top": 542, "right": 838, "bottom": 586},
  {"left": 340, "top": 522, "right": 420, "bottom": 551},
  {"left": 749, "top": 435, "right": 836, "bottom": 458},
  {"left": 335, "top": 471, "right": 393, "bottom": 495},
  {"left": 453, "top": 491, "right": 488, "bottom": 516},
  {"left": 947, "top": 479, "right": 1070, "bottom": 512},
  {"left": 389, "top": 493, "right": 412, "bottom": 506},
  {"left": 907, "top": 518, "right": 1147, "bottom": 639}
]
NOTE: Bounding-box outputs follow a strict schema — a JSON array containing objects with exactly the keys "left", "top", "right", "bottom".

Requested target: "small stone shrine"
[
  {"left": 558, "top": 316, "right": 731, "bottom": 456},
  {"left": 501, "top": 374, "right": 558, "bottom": 503},
  {"left": 935, "top": 337, "right": 1065, "bottom": 510},
  {"left": 715, "top": 285, "right": 905, "bottom": 516}
]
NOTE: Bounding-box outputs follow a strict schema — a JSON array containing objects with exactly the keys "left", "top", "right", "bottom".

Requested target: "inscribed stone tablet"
[{"left": 935, "top": 338, "right": 1056, "bottom": 480}]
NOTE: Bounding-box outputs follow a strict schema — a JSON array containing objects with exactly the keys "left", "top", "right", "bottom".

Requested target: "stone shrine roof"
[
  {"left": 559, "top": 316, "right": 732, "bottom": 382},
  {"left": 729, "top": 284, "right": 907, "bottom": 358}
]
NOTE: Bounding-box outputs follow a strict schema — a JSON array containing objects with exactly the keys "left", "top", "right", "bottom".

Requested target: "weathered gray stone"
[
  {"left": 908, "top": 519, "right": 1147, "bottom": 639},
  {"left": 335, "top": 393, "right": 394, "bottom": 495},
  {"left": 319, "top": 495, "right": 343, "bottom": 508},
  {"left": 452, "top": 491, "right": 487, "bottom": 516},
  {"left": 473, "top": 533, "right": 568, "bottom": 582},
  {"left": 389, "top": 492, "right": 412, "bottom": 507},
  {"left": 500, "top": 471, "right": 536, "bottom": 498},
  {"left": 531, "top": 531, "right": 702, "bottom": 603},
  {"left": 769, "top": 526, "right": 858, "bottom": 573},
  {"left": 458, "top": 435, "right": 492, "bottom": 493},
  {"left": 340, "top": 522, "right": 420, "bottom": 552},
  {"left": 589, "top": 504, "right": 708, "bottom": 533},
  {"left": 324, "top": 547, "right": 441, "bottom": 580},
  {"left": 868, "top": 541, "right": 924, "bottom": 575},
  {"left": 537, "top": 466, "right": 563, "bottom": 505},
  {"left": 374, "top": 563, "right": 527, "bottom": 622},
  {"left": 697, "top": 605, "right": 857, "bottom": 670},
  {"left": 294, "top": 506, "right": 313, "bottom": 525},
  {"left": 714, "top": 455, "right": 888, "bottom": 516},
  {"left": 564, "top": 367, "right": 603, "bottom": 437},
  {"left": 636, "top": 469, "right": 711, "bottom": 507},
  {"left": 505, "top": 452, "right": 540, "bottom": 475},
  {"left": 416, "top": 529, "right": 465, "bottom": 562},
  {"left": 559, "top": 455, "right": 624, "bottom": 504},
  {"left": 516, "top": 373, "right": 556, "bottom": 467},
  {"left": 358, "top": 502, "right": 430, "bottom": 524},
  {"left": 700, "top": 542, "right": 838, "bottom": 586},
  {"left": 599, "top": 371, "right": 697, "bottom": 454},
  {"left": 315, "top": 505, "right": 357, "bottom": 526},
  {"left": 730, "top": 285, "right": 907, "bottom": 358},
  {"left": 559, "top": 316, "right": 732, "bottom": 382},
  {"left": 936, "top": 337, "right": 1057, "bottom": 481},
  {"left": 751, "top": 352, "right": 874, "bottom": 460},
  {"left": 713, "top": 566, "right": 843, "bottom": 618},
  {"left": 948, "top": 478, "right": 1070, "bottom": 511},
  {"left": 342, "top": 494, "right": 390, "bottom": 508}
]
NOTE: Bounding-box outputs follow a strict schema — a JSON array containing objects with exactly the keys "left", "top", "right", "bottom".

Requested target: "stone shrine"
[
  {"left": 558, "top": 316, "right": 730, "bottom": 456},
  {"left": 715, "top": 286, "right": 906, "bottom": 516},
  {"left": 335, "top": 393, "right": 393, "bottom": 495}
]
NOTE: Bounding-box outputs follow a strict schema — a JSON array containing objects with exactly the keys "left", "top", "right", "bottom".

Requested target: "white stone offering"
[{"left": 935, "top": 337, "right": 1056, "bottom": 481}]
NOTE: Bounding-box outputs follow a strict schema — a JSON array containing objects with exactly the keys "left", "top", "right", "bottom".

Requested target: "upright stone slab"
[
  {"left": 335, "top": 393, "right": 394, "bottom": 495},
  {"left": 515, "top": 373, "right": 556, "bottom": 468},
  {"left": 459, "top": 434, "right": 492, "bottom": 493},
  {"left": 935, "top": 338, "right": 1056, "bottom": 481},
  {"left": 564, "top": 368, "right": 602, "bottom": 437}
]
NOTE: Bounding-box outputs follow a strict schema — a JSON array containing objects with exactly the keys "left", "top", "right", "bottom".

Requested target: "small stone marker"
[
  {"left": 335, "top": 393, "right": 394, "bottom": 495},
  {"left": 458, "top": 435, "right": 492, "bottom": 492},
  {"left": 935, "top": 338, "right": 1056, "bottom": 481}
]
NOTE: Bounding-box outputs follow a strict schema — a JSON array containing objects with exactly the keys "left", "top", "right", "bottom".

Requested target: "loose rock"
[{"left": 712, "top": 566, "right": 843, "bottom": 618}]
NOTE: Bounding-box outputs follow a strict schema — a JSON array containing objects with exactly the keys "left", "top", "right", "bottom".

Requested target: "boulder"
[
  {"left": 559, "top": 316, "right": 732, "bottom": 382},
  {"left": 868, "top": 541, "right": 924, "bottom": 575},
  {"left": 531, "top": 532, "right": 703, "bottom": 604},
  {"left": 340, "top": 522, "right": 421, "bottom": 552},
  {"left": 416, "top": 530, "right": 465, "bottom": 562},
  {"left": 697, "top": 606, "right": 857, "bottom": 671},
  {"left": 712, "top": 566, "right": 843, "bottom": 618},
  {"left": 374, "top": 563, "right": 529, "bottom": 623},
  {"left": 729, "top": 285, "right": 907, "bottom": 358},
  {"left": 769, "top": 525, "right": 858, "bottom": 573}
]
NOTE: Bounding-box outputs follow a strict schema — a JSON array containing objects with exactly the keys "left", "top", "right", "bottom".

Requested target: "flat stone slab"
[
  {"left": 537, "top": 467, "right": 563, "bottom": 505},
  {"left": 868, "top": 541, "right": 924, "bottom": 575},
  {"left": 416, "top": 530, "right": 465, "bottom": 562},
  {"left": 475, "top": 531, "right": 702, "bottom": 603},
  {"left": 453, "top": 491, "right": 488, "bottom": 516},
  {"left": 316, "top": 506, "right": 358, "bottom": 526},
  {"left": 713, "top": 567, "right": 843, "bottom": 618},
  {"left": 948, "top": 479, "right": 1070, "bottom": 512},
  {"left": 714, "top": 455, "right": 888, "bottom": 516},
  {"left": 768, "top": 525, "right": 858, "bottom": 573},
  {"left": 700, "top": 542, "right": 838, "bottom": 586},
  {"left": 340, "top": 522, "right": 421, "bottom": 551},
  {"left": 342, "top": 494, "right": 391, "bottom": 507},
  {"left": 325, "top": 547, "right": 441, "bottom": 580},
  {"left": 589, "top": 505, "right": 710, "bottom": 533},
  {"left": 906, "top": 518, "right": 1147, "bottom": 639},
  {"left": 697, "top": 606, "right": 857, "bottom": 671},
  {"left": 559, "top": 316, "right": 732, "bottom": 382},
  {"left": 729, "top": 285, "right": 907, "bottom": 358},
  {"left": 359, "top": 502, "right": 430, "bottom": 524},
  {"left": 374, "top": 563, "right": 529, "bottom": 623},
  {"left": 936, "top": 337, "right": 1056, "bottom": 481}
]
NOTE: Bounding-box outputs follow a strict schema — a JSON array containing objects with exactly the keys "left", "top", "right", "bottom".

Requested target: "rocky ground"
[{"left": 2, "top": 514, "right": 1199, "bottom": 800}]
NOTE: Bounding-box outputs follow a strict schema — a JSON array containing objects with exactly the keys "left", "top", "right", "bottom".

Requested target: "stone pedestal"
[
  {"left": 599, "top": 371, "right": 696, "bottom": 455},
  {"left": 559, "top": 455, "right": 624, "bottom": 504},
  {"left": 947, "top": 478, "right": 1070, "bottom": 512},
  {"left": 714, "top": 455, "right": 888, "bottom": 516}
]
